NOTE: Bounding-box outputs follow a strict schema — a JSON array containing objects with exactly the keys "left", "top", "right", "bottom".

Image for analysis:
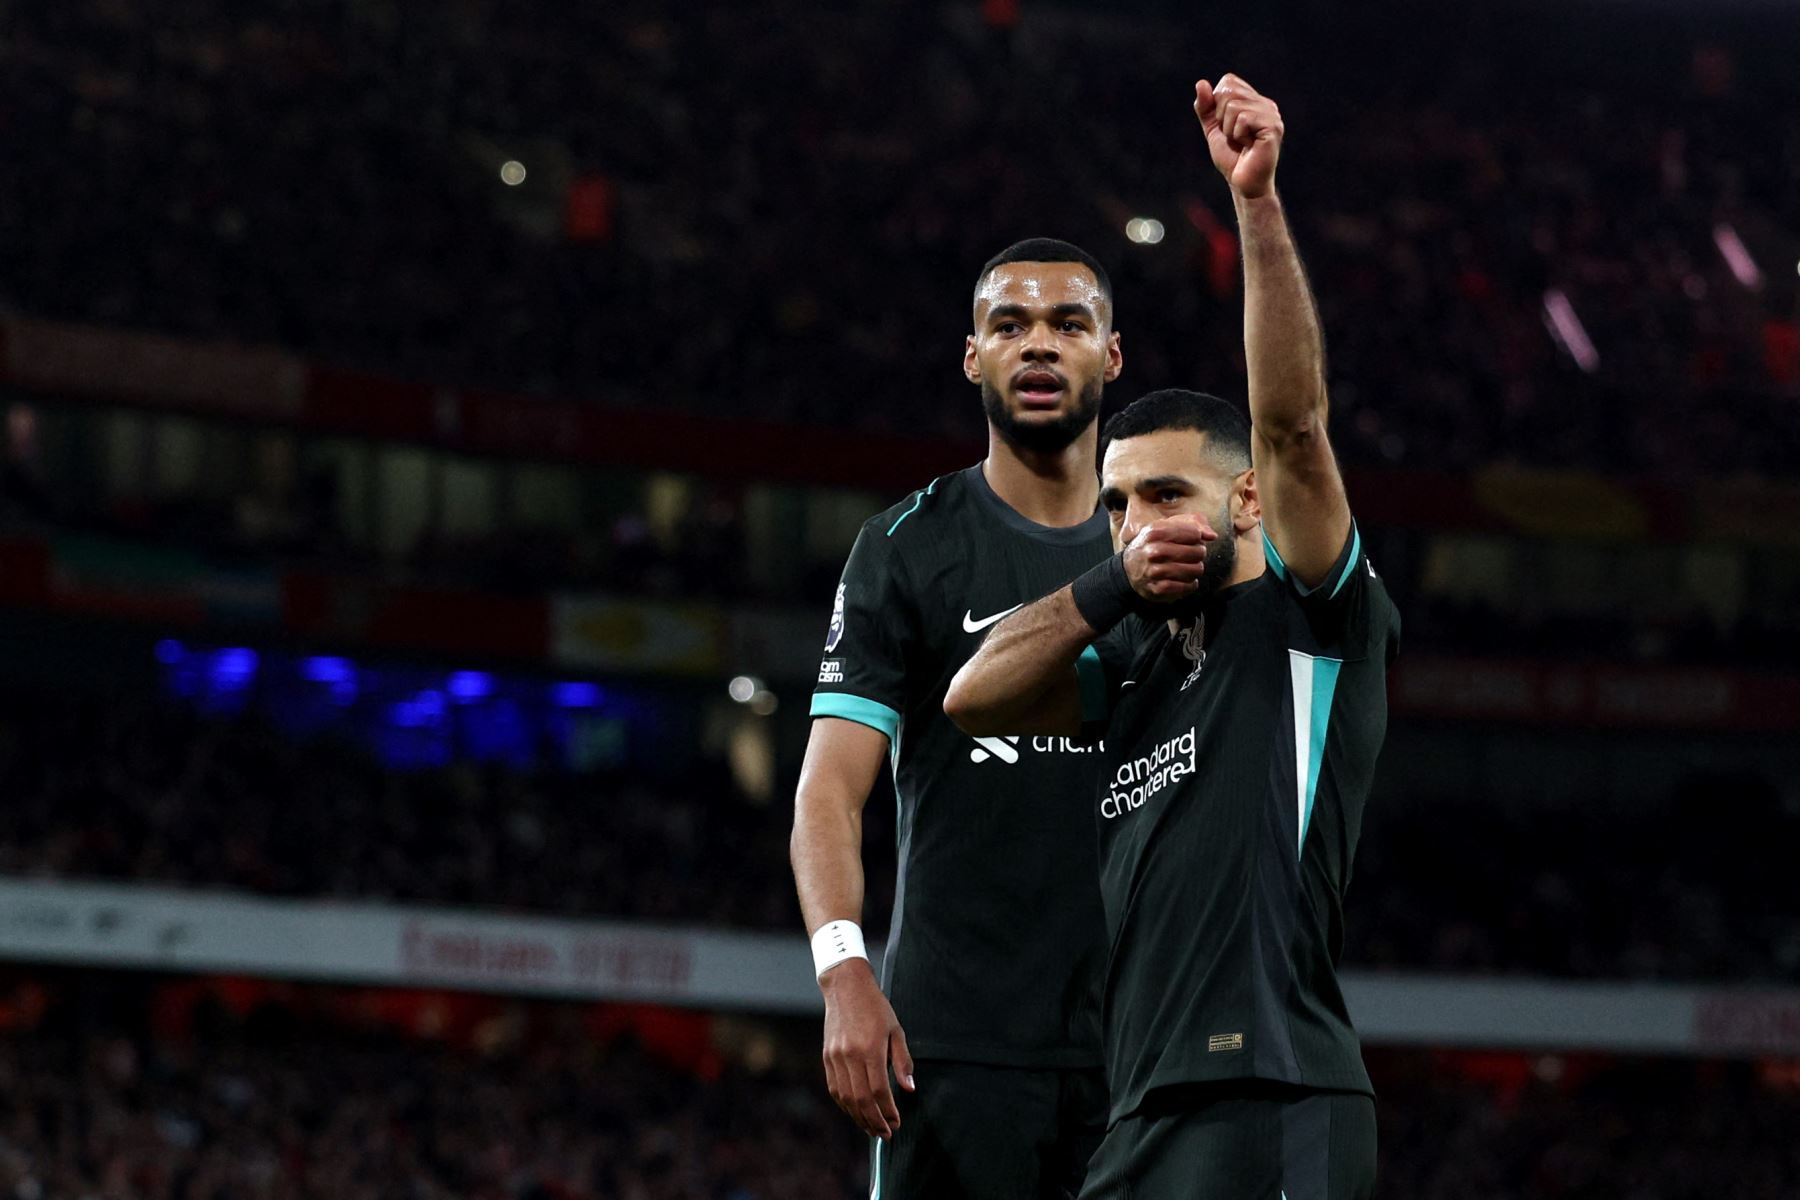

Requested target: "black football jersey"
[
  {"left": 812, "top": 465, "right": 1113, "bottom": 1067},
  {"left": 1078, "top": 523, "right": 1400, "bottom": 1120}
]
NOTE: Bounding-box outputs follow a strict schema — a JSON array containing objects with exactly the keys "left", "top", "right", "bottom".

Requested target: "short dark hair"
[
  {"left": 1100, "top": 389, "right": 1252, "bottom": 473},
  {"left": 974, "top": 238, "right": 1113, "bottom": 317}
]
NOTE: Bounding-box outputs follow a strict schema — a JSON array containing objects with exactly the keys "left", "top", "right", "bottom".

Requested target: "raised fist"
[{"left": 1194, "top": 74, "right": 1284, "bottom": 199}]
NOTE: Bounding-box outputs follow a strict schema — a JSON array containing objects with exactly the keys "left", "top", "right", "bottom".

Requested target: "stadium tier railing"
[
  {"left": 6, "top": 315, "right": 1800, "bottom": 541},
  {"left": 0, "top": 876, "right": 1793, "bottom": 1058}
]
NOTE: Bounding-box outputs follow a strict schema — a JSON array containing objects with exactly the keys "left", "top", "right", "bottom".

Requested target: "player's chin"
[{"left": 1007, "top": 390, "right": 1073, "bottom": 419}]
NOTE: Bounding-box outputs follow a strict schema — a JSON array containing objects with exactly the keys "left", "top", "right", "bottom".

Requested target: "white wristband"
[{"left": 810, "top": 920, "right": 868, "bottom": 980}]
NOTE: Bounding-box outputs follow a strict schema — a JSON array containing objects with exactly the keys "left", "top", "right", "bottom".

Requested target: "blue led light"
[
  {"left": 390, "top": 689, "right": 448, "bottom": 729},
  {"left": 446, "top": 670, "right": 493, "bottom": 703},
  {"left": 155, "top": 641, "right": 654, "bottom": 772},
  {"left": 552, "top": 682, "right": 602, "bottom": 708},
  {"left": 463, "top": 699, "right": 531, "bottom": 766},
  {"left": 302, "top": 656, "right": 356, "bottom": 684},
  {"left": 211, "top": 648, "right": 259, "bottom": 688}
]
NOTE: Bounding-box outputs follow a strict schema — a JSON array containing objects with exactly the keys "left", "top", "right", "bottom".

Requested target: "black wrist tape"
[{"left": 1070, "top": 553, "right": 1136, "bottom": 633}]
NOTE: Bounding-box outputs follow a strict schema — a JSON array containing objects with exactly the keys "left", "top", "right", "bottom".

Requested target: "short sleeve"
[
  {"left": 1074, "top": 615, "right": 1152, "bottom": 735},
  {"left": 810, "top": 523, "right": 913, "bottom": 740},
  {"left": 1262, "top": 520, "right": 1399, "bottom": 659}
]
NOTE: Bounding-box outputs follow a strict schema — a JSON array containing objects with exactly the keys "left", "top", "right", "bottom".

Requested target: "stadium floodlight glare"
[
  {"left": 1125, "top": 217, "right": 1166, "bottom": 245},
  {"left": 750, "top": 689, "right": 779, "bottom": 717},
  {"left": 1542, "top": 288, "right": 1599, "bottom": 374},
  {"left": 500, "top": 160, "right": 527, "bottom": 186},
  {"left": 1712, "top": 223, "right": 1761, "bottom": 289},
  {"left": 728, "top": 675, "right": 760, "bottom": 704}
]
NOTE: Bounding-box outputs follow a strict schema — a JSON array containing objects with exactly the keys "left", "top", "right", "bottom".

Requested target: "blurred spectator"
[
  {"left": 0, "top": 1, "right": 1796, "bottom": 476},
  {"left": 0, "top": 973, "right": 1791, "bottom": 1199},
  {"left": 0, "top": 684, "right": 1792, "bottom": 983},
  {"left": 0, "top": 975, "right": 865, "bottom": 1200}
]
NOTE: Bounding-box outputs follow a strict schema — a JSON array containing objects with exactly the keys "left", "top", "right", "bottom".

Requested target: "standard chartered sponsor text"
[{"left": 1103, "top": 728, "right": 1196, "bottom": 820}]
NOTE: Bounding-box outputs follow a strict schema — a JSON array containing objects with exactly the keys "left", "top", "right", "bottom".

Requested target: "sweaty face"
[
  {"left": 1101, "top": 429, "right": 1244, "bottom": 606},
  {"left": 966, "top": 263, "right": 1121, "bottom": 453}
]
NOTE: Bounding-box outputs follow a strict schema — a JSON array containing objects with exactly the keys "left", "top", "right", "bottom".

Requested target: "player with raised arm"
[
  {"left": 791, "top": 240, "right": 1123, "bottom": 1198},
  {"left": 944, "top": 77, "right": 1399, "bottom": 1199}
]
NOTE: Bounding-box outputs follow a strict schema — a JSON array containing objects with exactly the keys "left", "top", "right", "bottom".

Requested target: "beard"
[
  {"left": 1156, "top": 497, "right": 1239, "bottom": 620},
  {"left": 981, "top": 375, "right": 1103, "bottom": 454}
]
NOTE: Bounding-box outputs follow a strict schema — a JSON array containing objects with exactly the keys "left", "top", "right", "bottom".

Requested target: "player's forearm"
[
  {"left": 1236, "top": 191, "right": 1328, "bottom": 444},
  {"left": 943, "top": 587, "right": 1091, "bottom": 736},
  {"left": 791, "top": 787, "right": 867, "bottom": 935}
]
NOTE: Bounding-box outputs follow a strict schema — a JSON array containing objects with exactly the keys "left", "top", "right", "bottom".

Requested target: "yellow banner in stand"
[{"left": 550, "top": 595, "right": 725, "bottom": 675}]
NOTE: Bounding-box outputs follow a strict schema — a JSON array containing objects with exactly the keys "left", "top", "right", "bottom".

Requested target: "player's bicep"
[
  {"left": 1252, "top": 420, "right": 1352, "bottom": 590},
  {"left": 795, "top": 717, "right": 890, "bottom": 821},
  {"left": 791, "top": 718, "right": 889, "bottom": 932}
]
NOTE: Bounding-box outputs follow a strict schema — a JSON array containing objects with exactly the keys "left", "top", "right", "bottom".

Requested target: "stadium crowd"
[
  {"left": 3, "top": 0, "right": 1797, "bottom": 476},
  {"left": 0, "top": 685, "right": 1793, "bottom": 984},
  {"left": 1346, "top": 775, "right": 1800, "bottom": 982},
  {"left": 0, "top": 689, "right": 813, "bottom": 932},
  {"left": 5, "top": 435, "right": 1798, "bottom": 670},
  {"left": 0, "top": 973, "right": 1791, "bottom": 1200},
  {"left": 0, "top": 977, "right": 865, "bottom": 1200}
]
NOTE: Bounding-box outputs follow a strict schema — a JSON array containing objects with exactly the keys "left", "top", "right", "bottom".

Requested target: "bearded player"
[
  {"left": 946, "top": 77, "right": 1398, "bottom": 1199},
  {"left": 791, "top": 240, "right": 1126, "bottom": 1198}
]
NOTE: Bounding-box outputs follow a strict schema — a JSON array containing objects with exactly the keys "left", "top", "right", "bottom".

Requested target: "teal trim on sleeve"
[
  {"left": 811, "top": 692, "right": 901, "bottom": 739},
  {"left": 1075, "top": 645, "right": 1109, "bottom": 724},
  {"left": 1301, "top": 657, "right": 1343, "bottom": 856},
  {"left": 885, "top": 474, "right": 943, "bottom": 537},
  {"left": 1329, "top": 523, "right": 1363, "bottom": 599},
  {"left": 1265, "top": 521, "right": 1362, "bottom": 598},
  {"left": 1261, "top": 526, "right": 1289, "bottom": 581}
]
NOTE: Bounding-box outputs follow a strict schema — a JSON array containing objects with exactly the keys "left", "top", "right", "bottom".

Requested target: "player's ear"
[
  {"left": 964, "top": 334, "right": 981, "bottom": 385},
  {"left": 1233, "top": 467, "right": 1261, "bottom": 532},
  {"left": 1104, "top": 331, "right": 1123, "bottom": 383}
]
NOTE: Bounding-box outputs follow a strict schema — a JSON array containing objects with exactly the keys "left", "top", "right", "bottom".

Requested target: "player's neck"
[
  {"left": 1234, "top": 532, "right": 1268, "bottom": 588},
  {"left": 981, "top": 427, "right": 1100, "bottom": 529}
]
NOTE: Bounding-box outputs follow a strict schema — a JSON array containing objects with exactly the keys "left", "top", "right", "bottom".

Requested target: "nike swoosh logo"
[
  {"left": 962, "top": 604, "right": 1024, "bottom": 633},
  {"left": 1120, "top": 680, "right": 1138, "bottom": 689}
]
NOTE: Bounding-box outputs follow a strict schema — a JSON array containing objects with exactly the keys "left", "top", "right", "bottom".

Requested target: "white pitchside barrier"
[{"left": 0, "top": 877, "right": 1793, "bottom": 1058}]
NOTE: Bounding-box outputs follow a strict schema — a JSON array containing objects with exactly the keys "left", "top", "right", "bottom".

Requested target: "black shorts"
[
  {"left": 1078, "top": 1082, "right": 1376, "bottom": 1200},
  {"left": 873, "top": 1061, "right": 1108, "bottom": 1200}
]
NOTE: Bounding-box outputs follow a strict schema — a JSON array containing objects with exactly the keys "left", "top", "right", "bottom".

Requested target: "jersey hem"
[
  {"left": 906, "top": 1038, "right": 1103, "bottom": 1070},
  {"left": 1113, "top": 1061, "right": 1375, "bottom": 1122}
]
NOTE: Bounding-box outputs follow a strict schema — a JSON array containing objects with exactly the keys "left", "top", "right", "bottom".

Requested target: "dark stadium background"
[{"left": 0, "top": 0, "right": 1796, "bottom": 1195}]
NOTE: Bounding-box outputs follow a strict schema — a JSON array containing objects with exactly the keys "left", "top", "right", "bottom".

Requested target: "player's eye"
[
  {"left": 1157, "top": 489, "right": 1182, "bottom": 504},
  {"left": 995, "top": 322, "right": 1022, "bottom": 335},
  {"left": 1060, "top": 320, "right": 1086, "bottom": 334}
]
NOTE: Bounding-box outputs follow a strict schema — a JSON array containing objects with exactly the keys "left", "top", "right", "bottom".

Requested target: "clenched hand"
[{"left": 1124, "top": 515, "right": 1218, "bottom": 602}]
